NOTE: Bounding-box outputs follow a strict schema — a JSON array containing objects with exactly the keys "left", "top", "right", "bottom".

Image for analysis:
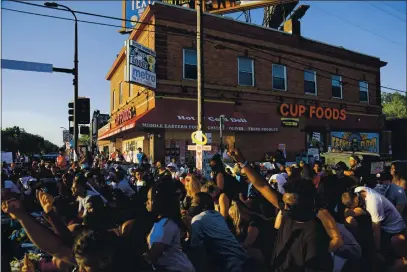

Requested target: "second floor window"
[
  {"left": 272, "top": 64, "right": 287, "bottom": 91},
  {"left": 238, "top": 58, "right": 254, "bottom": 86},
  {"left": 119, "top": 82, "right": 123, "bottom": 105},
  {"left": 183, "top": 49, "right": 197, "bottom": 80},
  {"left": 304, "top": 70, "right": 317, "bottom": 95},
  {"left": 112, "top": 90, "right": 116, "bottom": 110},
  {"left": 359, "top": 81, "right": 369, "bottom": 102},
  {"left": 332, "top": 75, "right": 342, "bottom": 99}
]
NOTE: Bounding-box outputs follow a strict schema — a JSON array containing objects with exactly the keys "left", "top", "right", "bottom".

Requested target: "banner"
[{"left": 331, "top": 132, "right": 379, "bottom": 153}]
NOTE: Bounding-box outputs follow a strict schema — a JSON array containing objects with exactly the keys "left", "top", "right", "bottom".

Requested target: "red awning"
[
  {"left": 137, "top": 99, "right": 279, "bottom": 132},
  {"left": 98, "top": 111, "right": 150, "bottom": 140}
]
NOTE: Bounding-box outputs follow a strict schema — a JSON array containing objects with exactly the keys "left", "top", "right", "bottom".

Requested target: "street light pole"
[{"left": 45, "top": 2, "right": 79, "bottom": 159}]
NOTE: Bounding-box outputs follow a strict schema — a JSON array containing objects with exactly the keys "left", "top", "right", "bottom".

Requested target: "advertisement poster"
[
  {"left": 278, "top": 144, "right": 287, "bottom": 159},
  {"left": 331, "top": 132, "right": 379, "bottom": 153},
  {"left": 126, "top": 40, "right": 156, "bottom": 89}
]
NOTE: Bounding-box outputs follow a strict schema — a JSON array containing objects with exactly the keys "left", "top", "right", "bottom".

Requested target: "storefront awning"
[
  {"left": 98, "top": 111, "right": 149, "bottom": 140},
  {"left": 137, "top": 98, "right": 279, "bottom": 132}
]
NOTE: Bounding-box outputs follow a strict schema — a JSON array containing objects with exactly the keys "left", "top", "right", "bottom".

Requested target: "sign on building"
[
  {"left": 125, "top": 40, "right": 156, "bottom": 89},
  {"left": 121, "top": 0, "right": 279, "bottom": 31},
  {"left": 62, "top": 130, "right": 72, "bottom": 142}
]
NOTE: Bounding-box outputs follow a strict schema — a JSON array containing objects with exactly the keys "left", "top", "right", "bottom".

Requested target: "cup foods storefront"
[{"left": 98, "top": 97, "right": 383, "bottom": 163}]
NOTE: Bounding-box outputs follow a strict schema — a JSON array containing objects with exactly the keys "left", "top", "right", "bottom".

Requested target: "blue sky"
[{"left": 2, "top": 1, "right": 406, "bottom": 146}]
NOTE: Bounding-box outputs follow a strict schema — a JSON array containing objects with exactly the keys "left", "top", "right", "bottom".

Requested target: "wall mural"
[{"left": 331, "top": 132, "right": 379, "bottom": 153}]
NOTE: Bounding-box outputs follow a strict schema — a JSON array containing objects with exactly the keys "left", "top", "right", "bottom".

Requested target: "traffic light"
[
  {"left": 68, "top": 102, "right": 74, "bottom": 122},
  {"left": 77, "top": 97, "right": 90, "bottom": 124},
  {"left": 80, "top": 126, "right": 90, "bottom": 135}
]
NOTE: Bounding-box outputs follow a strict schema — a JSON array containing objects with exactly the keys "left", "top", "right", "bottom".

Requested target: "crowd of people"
[{"left": 1, "top": 147, "right": 407, "bottom": 272}]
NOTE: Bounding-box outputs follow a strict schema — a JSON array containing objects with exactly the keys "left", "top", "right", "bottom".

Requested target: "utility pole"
[{"left": 197, "top": 0, "right": 204, "bottom": 133}]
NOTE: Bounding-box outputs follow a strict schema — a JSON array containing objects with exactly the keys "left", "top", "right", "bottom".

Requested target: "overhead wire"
[
  {"left": 8, "top": 0, "right": 155, "bottom": 26},
  {"left": 364, "top": 1, "right": 406, "bottom": 22},
  {"left": 306, "top": 4, "right": 405, "bottom": 47},
  {"left": 2, "top": 4, "right": 405, "bottom": 95},
  {"left": 380, "top": 1, "right": 407, "bottom": 16},
  {"left": 204, "top": 39, "right": 405, "bottom": 98}
]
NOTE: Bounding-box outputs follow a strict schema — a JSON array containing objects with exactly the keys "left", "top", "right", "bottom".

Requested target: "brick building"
[{"left": 98, "top": 2, "right": 387, "bottom": 165}]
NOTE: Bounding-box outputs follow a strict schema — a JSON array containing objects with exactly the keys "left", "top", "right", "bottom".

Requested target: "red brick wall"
[{"left": 152, "top": 4, "right": 384, "bottom": 112}]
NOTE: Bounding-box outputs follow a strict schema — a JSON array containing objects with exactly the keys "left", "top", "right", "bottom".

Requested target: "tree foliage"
[
  {"left": 79, "top": 134, "right": 90, "bottom": 146},
  {"left": 1, "top": 126, "right": 59, "bottom": 155},
  {"left": 382, "top": 92, "right": 407, "bottom": 119}
]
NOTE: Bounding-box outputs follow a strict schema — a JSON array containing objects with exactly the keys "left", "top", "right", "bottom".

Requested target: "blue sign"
[
  {"left": 331, "top": 132, "right": 379, "bottom": 153},
  {"left": 126, "top": 40, "right": 156, "bottom": 88},
  {"left": 125, "top": 0, "right": 158, "bottom": 30},
  {"left": 1, "top": 59, "right": 53, "bottom": 73}
]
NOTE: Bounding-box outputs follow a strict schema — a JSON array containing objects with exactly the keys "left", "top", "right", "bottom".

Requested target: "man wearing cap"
[
  {"left": 334, "top": 161, "right": 356, "bottom": 192},
  {"left": 374, "top": 171, "right": 406, "bottom": 216},
  {"left": 344, "top": 155, "right": 363, "bottom": 184}
]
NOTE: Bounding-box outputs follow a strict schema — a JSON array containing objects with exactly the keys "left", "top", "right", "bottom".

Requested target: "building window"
[
  {"left": 304, "top": 70, "right": 317, "bottom": 95},
  {"left": 124, "top": 64, "right": 127, "bottom": 81},
  {"left": 359, "top": 81, "right": 368, "bottom": 103},
  {"left": 183, "top": 49, "right": 197, "bottom": 80},
  {"left": 238, "top": 57, "right": 254, "bottom": 86},
  {"left": 332, "top": 75, "right": 342, "bottom": 99},
  {"left": 272, "top": 64, "right": 287, "bottom": 91},
  {"left": 119, "top": 82, "right": 123, "bottom": 105},
  {"left": 112, "top": 90, "right": 116, "bottom": 110}
]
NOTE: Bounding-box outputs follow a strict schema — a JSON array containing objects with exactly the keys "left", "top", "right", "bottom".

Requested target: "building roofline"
[{"left": 153, "top": 1, "right": 385, "bottom": 64}]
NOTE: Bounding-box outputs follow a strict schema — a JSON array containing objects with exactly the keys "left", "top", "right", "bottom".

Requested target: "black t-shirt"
[
  {"left": 350, "top": 166, "right": 363, "bottom": 184},
  {"left": 271, "top": 214, "right": 333, "bottom": 272}
]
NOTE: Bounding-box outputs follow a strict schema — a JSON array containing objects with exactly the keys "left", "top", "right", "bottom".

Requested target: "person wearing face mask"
[
  {"left": 273, "top": 179, "right": 333, "bottom": 271},
  {"left": 334, "top": 162, "right": 357, "bottom": 192},
  {"left": 187, "top": 192, "right": 248, "bottom": 272}
]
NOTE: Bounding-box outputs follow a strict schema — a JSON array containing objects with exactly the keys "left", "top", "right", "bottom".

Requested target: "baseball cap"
[{"left": 376, "top": 172, "right": 392, "bottom": 182}]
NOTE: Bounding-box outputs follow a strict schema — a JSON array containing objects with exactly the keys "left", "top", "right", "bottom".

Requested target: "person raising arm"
[
  {"left": 227, "top": 147, "right": 344, "bottom": 252},
  {"left": 1, "top": 199, "right": 76, "bottom": 266}
]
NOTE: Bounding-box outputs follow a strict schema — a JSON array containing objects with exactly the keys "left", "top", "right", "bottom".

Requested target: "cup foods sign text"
[{"left": 126, "top": 40, "right": 156, "bottom": 89}]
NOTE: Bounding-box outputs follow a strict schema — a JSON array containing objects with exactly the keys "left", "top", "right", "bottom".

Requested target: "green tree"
[
  {"left": 382, "top": 92, "right": 407, "bottom": 119},
  {"left": 79, "top": 134, "right": 90, "bottom": 146},
  {"left": 1, "top": 126, "right": 58, "bottom": 155}
]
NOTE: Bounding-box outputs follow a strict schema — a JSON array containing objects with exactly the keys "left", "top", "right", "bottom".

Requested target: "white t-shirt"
[
  {"left": 268, "top": 174, "right": 287, "bottom": 194},
  {"left": 111, "top": 179, "right": 135, "bottom": 197},
  {"left": 4, "top": 180, "right": 21, "bottom": 194},
  {"left": 148, "top": 218, "right": 195, "bottom": 272},
  {"left": 354, "top": 186, "right": 406, "bottom": 233},
  {"left": 77, "top": 190, "right": 98, "bottom": 216}
]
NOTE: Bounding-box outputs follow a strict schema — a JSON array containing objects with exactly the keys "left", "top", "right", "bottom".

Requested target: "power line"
[
  {"left": 1, "top": 7, "right": 139, "bottom": 30},
  {"left": 205, "top": 39, "right": 405, "bottom": 97},
  {"left": 2, "top": 5, "right": 405, "bottom": 95},
  {"left": 309, "top": 4, "right": 405, "bottom": 47},
  {"left": 380, "top": 1, "right": 407, "bottom": 16},
  {"left": 365, "top": 1, "right": 406, "bottom": 22},
  {"left": 8, "top": 0, "right": 155, "bottom": 26}
]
